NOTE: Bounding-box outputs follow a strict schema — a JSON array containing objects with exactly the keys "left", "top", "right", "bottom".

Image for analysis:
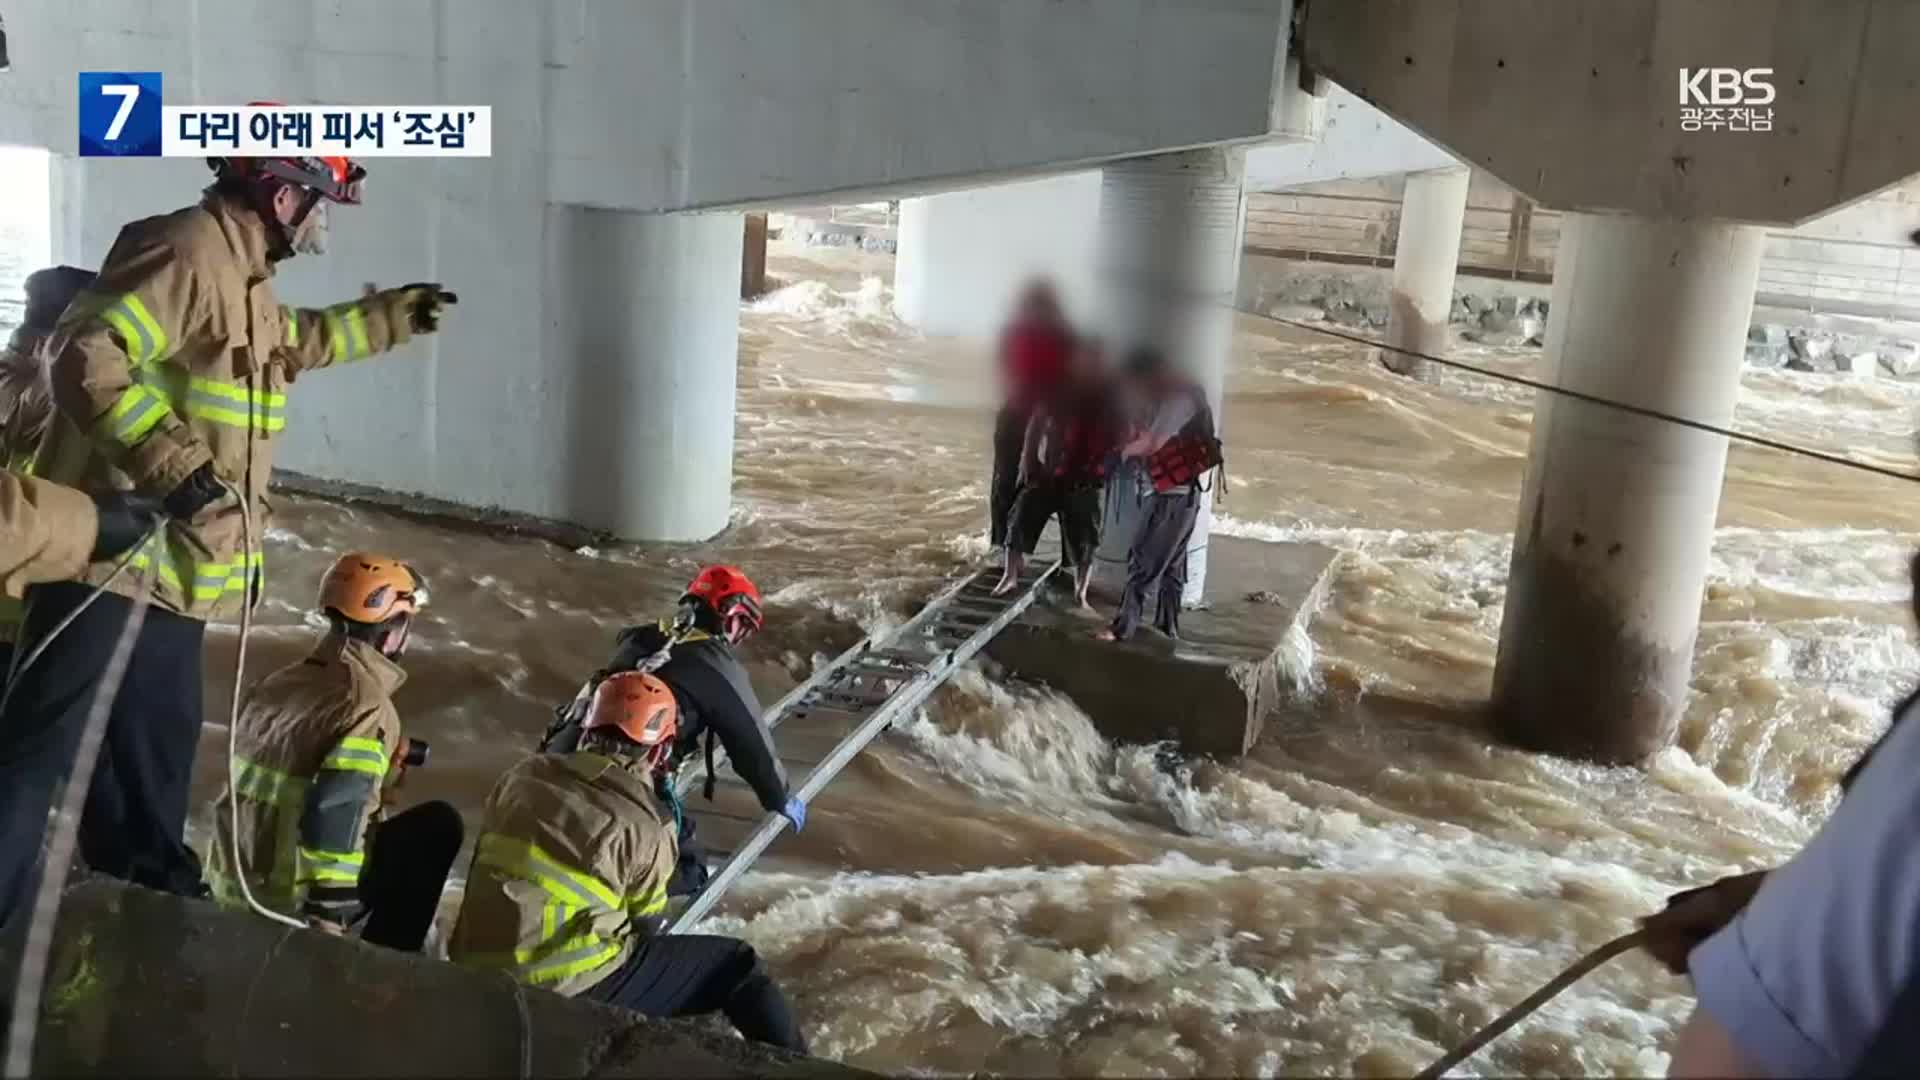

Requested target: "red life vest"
[
  {"left": 1146, "top": 394, "right": 1222, "bottom": 494},
  {"left": 1051, "top": 408, "right": 1112, "bottom": 483}
]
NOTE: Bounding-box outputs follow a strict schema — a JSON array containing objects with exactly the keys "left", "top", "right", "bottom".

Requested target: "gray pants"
[{"left": 1110, "top": 487, "right": 1199, "bottom": 640}]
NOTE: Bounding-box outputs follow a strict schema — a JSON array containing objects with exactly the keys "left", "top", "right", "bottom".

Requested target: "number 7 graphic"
[
  {"left": 78, "top": 72, "right": 162, "bottom": 157},
  {"left": 101, "top": 84, "right": 140, "bottom": 141}
]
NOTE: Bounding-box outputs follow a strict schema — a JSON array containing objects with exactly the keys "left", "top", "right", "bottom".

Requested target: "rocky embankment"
[{"left": 1242, "top": 263, "right": 1920, "bottom": 377}]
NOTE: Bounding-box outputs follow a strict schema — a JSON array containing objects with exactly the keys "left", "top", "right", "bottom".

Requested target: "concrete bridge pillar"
[
  {"left": 1378, "top": 165, "right": 1470, "bottom": 380},
  {"left": 546, "top": 206, "right": 743, "bottom": 541},
  {"left": 1491, "top": 213, "right": 1766, "bottom": 763},
  {"left": 892, "top": 172, "right": 1103, "bottom": 338},
  {"left": 1092, "top": 146, "right": 1247, "bottom": 605}
]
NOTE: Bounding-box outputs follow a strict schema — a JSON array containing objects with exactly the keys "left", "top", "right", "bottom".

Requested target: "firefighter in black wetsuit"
[{"left": 543, "top": 565, "right": 800, "bottom": 896}]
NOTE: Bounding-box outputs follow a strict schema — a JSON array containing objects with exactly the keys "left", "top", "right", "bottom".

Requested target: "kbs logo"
[{"left": 1678, "top": 68, "right": 1775, "bottom": 133}]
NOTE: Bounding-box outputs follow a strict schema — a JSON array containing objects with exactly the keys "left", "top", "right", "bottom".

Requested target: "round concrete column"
[
  {"left": 892, "top": 172, "right": 1104, "bottom": 338},
  {"left": 1378, "top": 166, "right": 1470, "bottom": 380},
  {"left": 547, "top": 206, "right": 742, "bottom": 541},
  {"left": 1091, "top": 147, "right": 1247, "bottom": 605},
  {"left": 1491, "top": 213, "right": 1765, "bottom": 762}
]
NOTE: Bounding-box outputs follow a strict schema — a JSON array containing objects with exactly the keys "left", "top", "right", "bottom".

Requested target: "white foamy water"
[{"left": 41, "top": 236, "right": 1904, "bottom": 1075}]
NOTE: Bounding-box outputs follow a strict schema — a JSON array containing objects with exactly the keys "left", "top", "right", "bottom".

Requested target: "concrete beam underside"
[{"left": 1302, "top": 0, "right": 1920, "bottom": 225}]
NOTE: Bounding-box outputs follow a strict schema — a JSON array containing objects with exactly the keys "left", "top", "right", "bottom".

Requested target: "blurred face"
[
  {"left": 1070, "top": 342, "right": 1104, "bottom": 383},
  {"left": 1016, "top": 283, "right": 1061, "bottom": 324}
]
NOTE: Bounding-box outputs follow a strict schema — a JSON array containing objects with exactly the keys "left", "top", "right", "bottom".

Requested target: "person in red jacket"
[
  {"left": 993, "top": 337, "right": 1118, "bottom": 607},
  {"left": 990, "top": 280, "right": 1074, "bottom": 551}
]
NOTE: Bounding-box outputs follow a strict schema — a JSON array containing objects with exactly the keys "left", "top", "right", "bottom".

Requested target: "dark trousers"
[
  {"left": 1007, "top": 479, "right": 1102, "bottom": 569},
  {"left": 0, "top": 583, "right": 207, "bottom": 926},
  {"left": 359, "top": 800, "right": 464, "bottom": 952},
  {"left": 587, "top": 934, "right": 807, "bottom": 1053},
  {"left": 989, "top": 403, "right": 1031, "bottom": 547},
  {"left": 1110, "top": 488, "right": 1200, "bottom": 640}
]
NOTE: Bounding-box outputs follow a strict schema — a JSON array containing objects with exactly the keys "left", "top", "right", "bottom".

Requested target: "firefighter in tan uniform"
[
  {"left": 206, "top": 553, "right": 461, "bottom": 952},
  {"left": 1, "top": 266, "right": 97, "bottom": 470},
  {"left": 450, "top": 672, "right": 808, "bottom": 1053},
  {"left": 0, "top": 144, "right": 458, "bottom": 926},
  {"left": 0, "top": 266, "right": 108, "bottom": 665},
  {"left": 0, "top": 472, "right": 159, "bottom": 604}
]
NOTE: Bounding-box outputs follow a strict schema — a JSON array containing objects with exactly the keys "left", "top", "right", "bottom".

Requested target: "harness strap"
[{"left": 702, "top": 729, "right": 718, "bottom": 802}]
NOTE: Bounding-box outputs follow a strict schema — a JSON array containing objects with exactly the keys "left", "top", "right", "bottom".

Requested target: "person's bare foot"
[
  {"left": 1076, "top": 595, "right": 1095, "bottom": 612},
  {"left": 990, "top": 575, "right": 1018, "bottom": 596},
  {"left": 1094, "top": 628, "right": 1119, "bottom": 641}
]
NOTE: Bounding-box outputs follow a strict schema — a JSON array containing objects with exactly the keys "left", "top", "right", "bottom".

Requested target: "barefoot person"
[
  {"left": 989, "top": 280, "right": 1074, "bottom": 552},
  {"left": 993, "top": 337, "right": 1116, "bottom": 607}
]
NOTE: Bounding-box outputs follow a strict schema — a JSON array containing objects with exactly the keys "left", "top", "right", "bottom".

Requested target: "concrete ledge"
[
  {"left": 985, "top": 537, "right": 1338, "bottom": 759},
  {"left": 27, "top": 877, "right": 861, "bottom": 1078}
]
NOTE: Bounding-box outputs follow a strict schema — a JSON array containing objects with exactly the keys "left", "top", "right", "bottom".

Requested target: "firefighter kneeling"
[
  {"left": 206, "top": 553, "right": 463, "bottom": 951},
  {"left": 450, "top": 672, "right": 808, "bottom": 1053}
]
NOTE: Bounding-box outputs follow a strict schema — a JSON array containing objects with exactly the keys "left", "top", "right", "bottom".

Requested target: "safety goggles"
[{"left": 259, "top": 158, "right": 367, "bottom": 205}]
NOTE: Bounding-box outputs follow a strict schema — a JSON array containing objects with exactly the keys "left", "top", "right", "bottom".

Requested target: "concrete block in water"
[
  {"left": 985, "top": 538, "right": 1338, "bottom": 759},
  {"left": 27, "top": 876, "right": 863, "bottom": 1078}
]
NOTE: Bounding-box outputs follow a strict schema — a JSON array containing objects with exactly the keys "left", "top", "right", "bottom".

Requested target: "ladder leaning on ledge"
[{"left": 667, "top": 553, "right": 1062, "bottom": 933}]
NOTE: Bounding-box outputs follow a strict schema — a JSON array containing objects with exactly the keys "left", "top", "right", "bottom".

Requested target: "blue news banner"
[
  {"left": 79, "top": 73, "right": 492, "bottom": 158},
  {"left": 78, "top": 71, "right": 163, "bottom": 157}
]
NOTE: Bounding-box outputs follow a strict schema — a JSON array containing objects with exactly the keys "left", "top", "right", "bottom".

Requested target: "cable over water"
[{"left": 1258, "top": 314, "right": 1920, "bottom": 488}]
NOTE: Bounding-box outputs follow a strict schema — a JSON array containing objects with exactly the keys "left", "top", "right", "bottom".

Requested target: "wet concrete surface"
[
  {"left": 27, "top": 875, "right": 868, "bottom": 1078},
  {"left": 986, "top": 537, "right": 1338, "bottom": 758}
]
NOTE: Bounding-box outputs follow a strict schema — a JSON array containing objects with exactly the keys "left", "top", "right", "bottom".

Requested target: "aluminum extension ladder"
[{"left": 666, "top": 553, "right": 1062, "bottom": 932}]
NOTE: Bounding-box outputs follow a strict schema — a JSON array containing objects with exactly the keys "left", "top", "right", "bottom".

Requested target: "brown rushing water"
[{"left": 181, "top": 245, "right": 1920, "bottom": 1076}]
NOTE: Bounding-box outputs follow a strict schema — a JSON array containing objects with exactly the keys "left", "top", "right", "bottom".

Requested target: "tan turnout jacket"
[
  {"left": 40, "top": 191, "right": 423, "bottom": 621},
  {"left": 0, "top": 471, "right": 96, "bottom": 599},
  {"left": 0, "top": 327, "right": 55, "bottom": 471},
  {"left": 448, "top": 751, "right": 678, "bottom": 996},
  {"left": 205, "top": 636, "right": 406, "bottom": 924}
]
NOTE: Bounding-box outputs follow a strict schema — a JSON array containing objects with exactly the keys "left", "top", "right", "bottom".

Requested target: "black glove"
[
  {"left": 89, "top": 491, "right": 164, "bottom": 562},
  {"left": 163, "top": 463, "right": 225, "bottom": 521},
  {"left": 396, "top": 282, "right": 459, "bottom": 333}
]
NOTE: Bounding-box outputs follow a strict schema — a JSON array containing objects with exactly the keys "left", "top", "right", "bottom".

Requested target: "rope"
[
  {"left": 220, "top": 479, "right": 303, "bottom": 932},
  {"left": 2, "top": 546, "right": 158, "bottom": 1079},
  {"left": 0, "top": 527, "right": 156, "bottom": 719},
  {"left": 1411, "top": 928, "right": 1650, "bottom": 1080},
  {"left": 1257, "top": 314, "right": 1920, "bottom": 488}
]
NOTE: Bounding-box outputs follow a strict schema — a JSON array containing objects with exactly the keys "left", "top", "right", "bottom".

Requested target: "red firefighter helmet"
[
  {"left": 208, "top": 101, "right": 366, "bottom": 204},
  {"left": 683, "top": 565, "right": 764, "bottom": 638},
  {"left": 584, "top": 672, "right": 680, "bottom": 754}
]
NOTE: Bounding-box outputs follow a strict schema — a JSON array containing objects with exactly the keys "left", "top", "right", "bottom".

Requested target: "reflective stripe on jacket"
[
  {"left": 205, "top": 636, "right": 405, "bottom": 923},
  {"left": 38, "top": 192, "right": 420, "bottom": 621},
  {"left": 448, "top": 751, "right": 677, "bottom": 997}
]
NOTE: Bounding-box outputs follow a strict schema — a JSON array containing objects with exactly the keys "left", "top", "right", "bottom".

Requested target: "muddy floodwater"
[{"left": 170, "top": 246, "right": 1920, "bottom": 1076}]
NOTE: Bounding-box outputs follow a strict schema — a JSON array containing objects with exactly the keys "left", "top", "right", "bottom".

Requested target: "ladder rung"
[
  {"left": 809, "top": 689, "right": 891, "bottom": 710},
  {"left": 848, "top": 663, "right": 918, "bottom": 682},
  {"left": 945, "top": 596, "right": 1007, "bottom": 610},
  {"left": 780, "top": 702, "right": 868, "bottom": 721},
  {"left": 860, "top": 648, "right": 933, "bottom": 665}
]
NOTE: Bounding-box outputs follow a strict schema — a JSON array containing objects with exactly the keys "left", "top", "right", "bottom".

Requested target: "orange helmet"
[
  {"left": 684, "top": 565, "right": 763, "bottom": 637},
  {"left": 584, "top": 672, "right": 679, "bottom": 750},
  {"left": 209, "top": 101, "right": 366, "bottom": 204},
  {"left": 318, "top": 553, "right": 427, "bottom": 624}
]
